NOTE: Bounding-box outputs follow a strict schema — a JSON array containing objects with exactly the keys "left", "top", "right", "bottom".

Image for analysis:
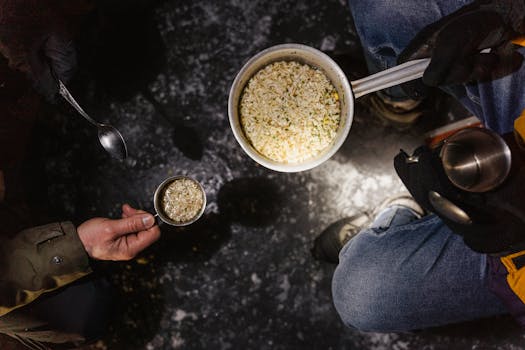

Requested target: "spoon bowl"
[{"left": 98, "top": 124, "right": 128, "bottom": 160}]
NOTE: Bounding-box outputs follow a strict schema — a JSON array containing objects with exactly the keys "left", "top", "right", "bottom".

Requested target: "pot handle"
[{"left": 350, "top": 58, "right": 430, "bottom": 99}]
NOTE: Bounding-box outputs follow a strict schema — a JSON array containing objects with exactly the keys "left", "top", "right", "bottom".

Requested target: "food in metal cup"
[{"left": 154, "top": 176, "right": 206, "bottom": 226}]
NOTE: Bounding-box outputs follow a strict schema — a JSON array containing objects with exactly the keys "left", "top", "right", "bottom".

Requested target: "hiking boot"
[
  {"left": 368, "top": 92, "right": 423, "bottom": 130},
  {"left": 311, "top": 193, "right": 425, "bottom": 264},
  {"left": 311, "top": 212, "right": 371, "bottom": 264}
]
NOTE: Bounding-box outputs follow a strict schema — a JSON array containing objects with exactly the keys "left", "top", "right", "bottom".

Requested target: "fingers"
[
  {"left": 45, "top": 33, "right": 77, "bottom": 83},
  {"left": 402, "top": 9, "right": 512, "bottom": 87},
  {"left": 470, "top": 53, "right": 499, "bottom": 81},
  {"left": 78, "top": 213, "right": 161, "bottom": 261},
  {"left": 120, "top": 225, "right": 161, "bottom": 258},
  {"left": 422, "top": 33, "right": 462, "bottom": 86},
  {"left": 122, "top": 204, "right": 131, "bottom": 218},
  {"left": 397, "top": 25, "right": 437, "bottom": 63},
  {"left": 29, "top": 58, "right": 58, "bottom": 102},
  {"left": 28, "top": 32, "right": 77, "bottom": 102},
  {"left": 121, "top": 203, "right": 148, "bottom": 218},
  {"left": 488, "top": 50, "right": 524, "bottom": 81},
  {"left": 106, "top": 211, "right": 161, "bottom": 260},
  {"left": 109, "top": 213, "right": 156, "bottom": 237}
]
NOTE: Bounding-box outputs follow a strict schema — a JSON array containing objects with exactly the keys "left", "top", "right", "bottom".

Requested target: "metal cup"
[
  {"left": 153, "top": 175, "right": 206, "bottom": 226},
  {"left": 440, "top": 128, "right": 511, "bottom": 193}
]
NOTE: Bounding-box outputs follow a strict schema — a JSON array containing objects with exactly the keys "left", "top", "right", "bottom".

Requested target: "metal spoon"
[{"left": 57, "top": 79, "right": 128, "bottom": 160}]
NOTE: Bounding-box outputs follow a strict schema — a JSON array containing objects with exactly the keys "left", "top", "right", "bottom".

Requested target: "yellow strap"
[
  {"left": 515, "top": 109, "right": 525, "bottom": 146},
  {"left": 512, "top": 36, "right": 525, "bottom": 47},
  {"left": 0, "top": 270, "right": 90, "bottom": 317},
  {"left": 501, "top": 251, "right": 525, "bottom": 304}
]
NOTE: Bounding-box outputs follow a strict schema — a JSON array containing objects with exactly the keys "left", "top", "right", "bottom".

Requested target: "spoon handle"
[
  {"left": 57, "top": 79, "right": 101, "bottom": 127},
  {"left": 350, "top": 58, "right": 430, "bottom": 99}
]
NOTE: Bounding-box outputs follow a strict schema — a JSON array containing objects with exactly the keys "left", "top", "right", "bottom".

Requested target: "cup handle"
[
  {"left": 428, "top": 191, "right": 472, "bottom": 225},
  {"left": 153, "top": 213, "right": 164, "bottom": 226}
]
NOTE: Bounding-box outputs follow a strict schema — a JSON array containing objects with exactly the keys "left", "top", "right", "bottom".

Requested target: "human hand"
[
  {"left": 398, "top": 0, "right": 525, "bottom": 87},
  {"left": 394, "top": 133, "right": 525, "bottom": 254},
  {"left": 29, "top": 33, "right": 77, "bottom": 102},
  {"left": 77, "top": 204, "right": 161, "bottom": 261}
]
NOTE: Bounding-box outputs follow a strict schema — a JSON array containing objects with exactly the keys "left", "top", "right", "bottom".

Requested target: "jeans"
[
  {"left": 332, "top": 207, "right": 507, "bottom": 332},
  {"left": 332, "top": 0, "right": 525, "bottom": 330},
  {"left": 349, "top": 0, "right": 525, "bottom": 134}
]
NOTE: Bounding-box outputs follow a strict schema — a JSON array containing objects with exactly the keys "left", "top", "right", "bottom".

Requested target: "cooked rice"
[
  {"left": 161, "top": 178, "right": 204, "bottom": 223},
  {"left": 240, "top": 60, "right": 340, "bottom": 163}
]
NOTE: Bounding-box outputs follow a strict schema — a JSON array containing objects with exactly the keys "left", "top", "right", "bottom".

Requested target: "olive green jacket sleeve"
[{"left": 0, "top": 222, "right": 92, "bottom": 317}]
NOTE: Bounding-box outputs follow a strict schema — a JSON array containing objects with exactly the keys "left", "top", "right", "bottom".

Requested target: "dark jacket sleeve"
[
  {"left": 0, "top": 222, "right": 92, "bottom": 317},
  {"left": 0, "top": 0, "right": 93, "bottom": 74}
]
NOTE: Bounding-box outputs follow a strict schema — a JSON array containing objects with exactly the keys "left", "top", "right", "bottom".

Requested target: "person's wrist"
[{"left": 76, "top": 222, "right": 96, "bottom": 258}]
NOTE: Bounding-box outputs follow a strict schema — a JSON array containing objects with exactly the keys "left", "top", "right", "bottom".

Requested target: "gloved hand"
[
  {"left": 394, "top": 132, "right": 525, "bottom": 254},
  {"left": 0, "top": 0, "right": 82, "bottom": 101},
  {"left": 398, "top": 0, "right": 525, "bottom": 89},
  {"left": 28, "top": 33, "right": 77, "bottom": 102}
]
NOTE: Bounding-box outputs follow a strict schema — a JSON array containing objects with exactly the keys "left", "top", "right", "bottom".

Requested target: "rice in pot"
[{"left": 240, "top": 60, "right": 340, "bottom": 163}]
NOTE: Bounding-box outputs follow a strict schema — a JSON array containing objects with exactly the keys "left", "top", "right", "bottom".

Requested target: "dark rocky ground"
[{"left": 2, "top": 0, "right": 525, "bottom": 349}]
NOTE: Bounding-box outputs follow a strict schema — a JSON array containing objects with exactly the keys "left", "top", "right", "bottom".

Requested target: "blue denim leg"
[
  {"left": 332, "top": 210, "right": 507, "bottom": 332},
  {"left": 369, "top": 205, "right": 421, "bottom": 230},
  {"left": 349, "top": 0, "right": 524, "bottom": 134},
  {"left": 449, "top": 49, "right": 525, "bottom": 134},
  {"left": 348, "top": 0, "right": 472, "bottom": 100}
]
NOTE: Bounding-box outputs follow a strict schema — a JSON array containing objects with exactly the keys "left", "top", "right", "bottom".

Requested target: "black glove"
[
  {"left": 29, "top": 33, "right": 77, "bottom": 102},
  {"left": 0, "top": 1, "right": 79, "bottom": 102},
  {"left": 394, "top": 133, "right": 525, "bottom": 254},
  {"left": 398, "top": 0, "right": 525, "bottom": 92}
]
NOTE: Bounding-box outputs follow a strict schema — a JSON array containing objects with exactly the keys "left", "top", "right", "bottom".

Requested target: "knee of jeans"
[
  {"left": 332, "top": 247, "right": 406, "bottom": 332},
  {"left": 349, "top": 0, "right": 401, "bottom": 31}
]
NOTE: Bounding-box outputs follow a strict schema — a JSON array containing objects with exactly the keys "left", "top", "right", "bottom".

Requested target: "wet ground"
[{"left": 2, "top": 0, "right": 525, "bottom": 349}]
